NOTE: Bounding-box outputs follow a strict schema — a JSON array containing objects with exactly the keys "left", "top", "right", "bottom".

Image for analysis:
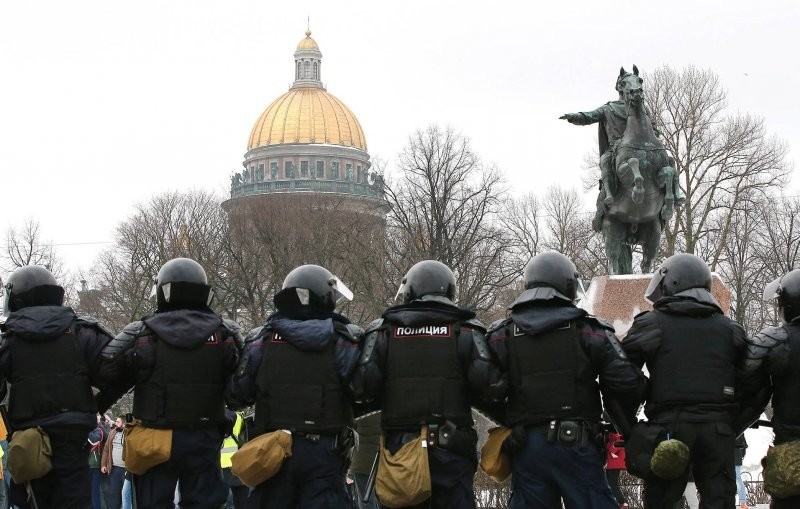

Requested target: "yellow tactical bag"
[
  {"left": 7, "top": 427, "right": 52, "bottom": 483},
  {"left": 480, "top": 426, "right": 512, "bottom": 483},
  {"left": 375, "top": 426, "right": 432, "bottom": 508},
  {"left": 123, "top": 419, "right": 172, "bottom": 475},
  {"left": 763, "top": 440, "right": 800, "bottom": 499},
  {"left": 231, "top": 430, "right": 292, "bottom": 488}
]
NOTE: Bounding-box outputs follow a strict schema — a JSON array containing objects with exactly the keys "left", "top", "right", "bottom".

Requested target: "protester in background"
[
  {"left": 101, "top": 416, "right": 127, "bottom": 509},
  {"left": 605, "top": 431, "right": 628, "bottom": 509},
  {"left": 0, "top": 414, "right": 7, "bottom": 509},
  {"left": 89, "top": 414, "right": 109, "bottom": 509},
  {"left": 219, "top": 410, "right": 247, "bottom": 509},
  {"left": 734, "top": 434, "right": 749, "bottom": 509}
]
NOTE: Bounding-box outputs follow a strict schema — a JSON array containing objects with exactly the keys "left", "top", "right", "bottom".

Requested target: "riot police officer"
[
  {"left": 352, "top": 260, "right": 504, "bottom": 509},
  {"left": 738, "top": 269, "right": 800, "bottom": 509},
  {"left": 623, "top": 253, "right": 750, "bottom": 509},
  {"left": 99, "top": 257, "right": 242, "bottom": 508},
  {"left": 487, "top": 251, "right": 644, "bottom": 509},
  {"left": 0, "top": 265, "right": 115, "bottom": 508},
  {"left": 226, "top": 264, "right": 362, "bottom": 509}
]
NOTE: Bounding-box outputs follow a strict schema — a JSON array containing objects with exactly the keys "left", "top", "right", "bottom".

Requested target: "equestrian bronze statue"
[{"left": 561, "top": 65, "right": 684, "bottom": 274}]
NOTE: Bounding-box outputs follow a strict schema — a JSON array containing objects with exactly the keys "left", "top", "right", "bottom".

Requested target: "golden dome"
[
  {"left": 248, "top": 87, "right": 367, "bottom": 151},
  {"left": 297, "top": 30, "right": 319, "bottom": 50}
]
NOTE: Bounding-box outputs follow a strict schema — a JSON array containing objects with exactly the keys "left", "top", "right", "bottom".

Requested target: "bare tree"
[
  {"left": 541, "top": 186, "right": 606, "bottom": 280},
  {"left": 3, "top": 219, "right": 65, "bottom": 278},
  {"left": 645, "top": 65, "right": 791, "bottom": 266},
  {"left": 87, "top": 191, "right": 231, "bottom": 331},
  {"left": 501, "top": 192, "right": 543, "bottom": 264},
  {"left": 382, "top": 125, "right": 519, "bottom": 312}
]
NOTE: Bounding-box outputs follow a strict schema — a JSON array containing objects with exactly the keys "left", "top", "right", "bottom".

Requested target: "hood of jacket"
[
  {"left": 143, "top": 309, "right": 222, "bottom": 348},
  {"left": 267, "top": 314, "right": 337, "bottom": 352},
  {"left": 510, "top": 301, "right": 587, "bottom": 336},
  {"left": 4, "top": 306, "right": 76, "bottom": 341},
  {"left": 382, "top": 301, "right": 475, "bottom": 327},
  {"left": 654, "top": 296, "right": 722, "bottom": 317}
]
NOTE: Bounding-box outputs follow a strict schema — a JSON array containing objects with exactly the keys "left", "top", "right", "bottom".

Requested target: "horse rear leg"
[
  {"left": 658, "top": 166, "right": 676, "bottom": 222},
  {"left": 627, "top": 158, "right": 645, "bottom": 204},
  {"left": 640, "top": 221, "right": 662, "bottom": 273}
]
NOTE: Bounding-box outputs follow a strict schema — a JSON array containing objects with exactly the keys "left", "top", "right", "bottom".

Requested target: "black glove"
[{"left": 501, "top": 425, "right": 528, "bottom": 455}]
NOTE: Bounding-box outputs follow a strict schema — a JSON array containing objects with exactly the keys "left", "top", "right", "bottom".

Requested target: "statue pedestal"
[{"left": 580, "top": 274, "right": 732, "bottom": 337}]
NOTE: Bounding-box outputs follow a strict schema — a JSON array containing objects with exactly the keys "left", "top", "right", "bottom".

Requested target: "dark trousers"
[
  {"left": 642, "top": 421, "right": 735, "bottom": 509},
  {"left": 380, "top": 433, "right": 476, "bottom": 509},
  {"left": 10, "top": 426, "right": 92, "bottom": 509},
  {"left": 509, "top": 430, "right": 618, "bottom": 509},
  {"left": 772, "top": 494, "right": 800, "bottom": 508},
  {"left": 221, "top": 467, "right": 248, "bottom": 509},
  {"left": 606, "top": 468, "right": 626, "bottom": 504},
  {"left": 351, "top": 472, "right": 380, "bottom": 509},
  {"left": 245, "top": 436, "right": 350, "bottom": 509},
  {"left": 106, "top": 466, "right": 126, "bottom": 509},
  {"left": 134, "top": 429, "right": 227, "bottom": 509}
]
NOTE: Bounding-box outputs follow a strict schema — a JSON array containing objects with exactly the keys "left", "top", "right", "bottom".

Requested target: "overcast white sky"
[{"left": 2, "top": 0, "right": 799, "bottom": 274}]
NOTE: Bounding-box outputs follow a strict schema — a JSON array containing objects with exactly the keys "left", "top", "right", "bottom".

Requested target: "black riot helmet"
[
  {"left": 645, "top": 253, "right": 712, "bottom": 304},
  {"left": 2, "top": 265, "right": 65, "bottom": 319},
  {"left": 763, "top": 269, "right": 800, "bottom": 323},
  {"left": 273, "top": 264, "right": 353, "bottom": 312},
  {"left": 515, "top": 251, "right": 579, "bottom": 305},
  {"left": 395, "top": 260, "right": 457, "bottom": 305},
  {"left": 152, "top": 258, "right": 214, "bottom": 310}
]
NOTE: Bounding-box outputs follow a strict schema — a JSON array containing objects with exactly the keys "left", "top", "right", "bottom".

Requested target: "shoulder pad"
[
  {"left": 75, "top": 315, "right": 115, "bottom": 338},
  {"left": 463, "top": 317, "right": 486, "bottom": 332},
  {"left": 584, "top": 315, "right": 615, "bottom": 332},
  {"left": 122, "top": 320, "right": 147, "bottom": 336},
  {"left": 632, "top": 310, "right": 651, "bottom": 320},
  {"left": 245, "top": 325, "right": 267, "bottom": 342},
  {"left": 345, "top": 324, "right": 365, "bottom": 343},
  {"left": 221, "top": 319, "right": 242, "bottom": 334},
  {"left": 487, "top": 317, "right": 512, "bottom": 334},
  {"left": 364, "top": 318, "right": 385, "bottom": 335},
  {"left": 751, "top": 325, "right": 789, "bottom": 348},
  {"left": 101, "top": 321, "right": 145, "bottom": 360}
]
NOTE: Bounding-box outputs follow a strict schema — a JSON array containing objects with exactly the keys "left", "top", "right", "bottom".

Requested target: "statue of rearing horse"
[{"left": 599, "top": 66, "right": 681, "bottom": 274}]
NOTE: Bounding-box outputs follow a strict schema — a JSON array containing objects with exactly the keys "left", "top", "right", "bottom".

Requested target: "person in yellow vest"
[
  {"left": 0, "top": 415, "right": 7, "bottom": 508},
  {"left": 220, "top": 410, "right": 248, "bottom": 509}
]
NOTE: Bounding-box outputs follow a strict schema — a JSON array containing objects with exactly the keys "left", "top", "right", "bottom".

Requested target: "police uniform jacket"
[
  {"left": 739, "top": 316, "right": 800, "bottom": 443},
  {"left": 352, "top": 300, "right": 504, "bottom": 432},
  {"left": 0, "top": 305, "right": 114, "bottom": 430},
  {"left": 225, "top": 307, "right": 361, "bottom": 437},
  {"left": 100, "top": 308, "right": 241, "bottom": 429},
  {"left": 623, "top": 294, "right": 748, "bottom": 423},
  {"left": 488, "top": 300, "right": 643, "bottom": 428}
]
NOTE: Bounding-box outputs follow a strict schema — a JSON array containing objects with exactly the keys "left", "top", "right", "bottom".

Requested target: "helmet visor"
[
  {"left": 645, "top": 268, "right": 668, "bottom": 304},
  {"left": 331, "top": 277, "right": 353, "bottom": 305},
  {"left": 1, "top": 279, "right": 9, "bottom": 324},
  {"left": 394, "top": 279, "right": 407, "bottom": 302},
  {"left": 763, "top": 275, "right": 783, "bottom": 301}
]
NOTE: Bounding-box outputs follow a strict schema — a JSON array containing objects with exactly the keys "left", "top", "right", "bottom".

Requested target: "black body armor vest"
[
  {"left": 254, "top": 330, "right": 351, "bottom": 435},
  {"left": 133, "top": 330, "right": 227, "bottom": 429},
  {"left": 7, "top": 322, "right": 96, "bottom": 427},
  {"left": 505, "top": 321, "right": 601, "bottom": 426},
  {"left": 381, "top": 322, "right": 471, "bottom": 430},
  {"left": 648, "top": 310, "right": 737, "bottom": 411},
  {"left": 769, "top": 325, "right": 800, "bottom": 438}
]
